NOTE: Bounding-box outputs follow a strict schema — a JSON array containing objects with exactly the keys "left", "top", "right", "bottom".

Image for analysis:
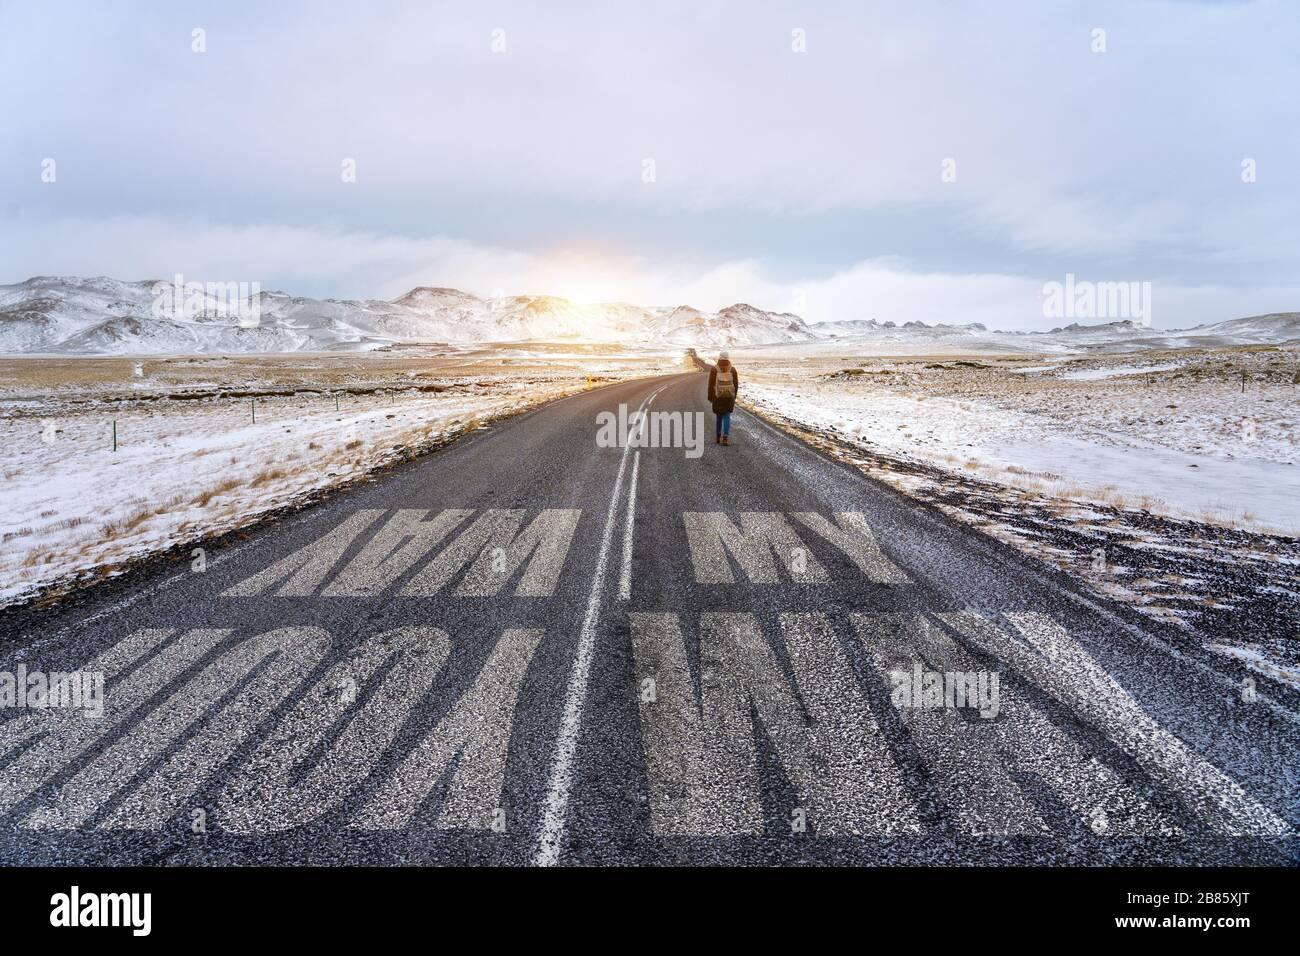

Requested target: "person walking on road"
[{"left": 708, "top": 351, "right": 739, "bottom": 446}]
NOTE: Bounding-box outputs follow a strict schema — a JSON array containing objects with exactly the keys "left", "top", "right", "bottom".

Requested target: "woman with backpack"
[{"left": 708, "top": 351, "right": 739, "bottom": 446}]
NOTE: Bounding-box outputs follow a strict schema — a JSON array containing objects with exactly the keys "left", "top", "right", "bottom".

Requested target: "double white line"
[{"left": 534, "top": 384, "right": 663, "bottom": 866}]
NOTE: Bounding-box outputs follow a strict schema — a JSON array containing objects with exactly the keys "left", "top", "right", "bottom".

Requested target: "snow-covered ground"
[
  {"left": 1058, "top": 361, "right": 1185, "bottom": 381},
  {"left": 743, "top": 349, "right": 1299, "bottom": 531},
  {"left": 0, "top": 350, "right": 671, "bottom": 607}
]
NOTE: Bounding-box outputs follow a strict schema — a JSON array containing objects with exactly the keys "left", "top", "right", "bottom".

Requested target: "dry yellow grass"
[
  {"left": 193, "top": 477, "right": 243, "bottom": 507},
  {"left": 249, "top": 467, "right": 287, "bottom": 487}
]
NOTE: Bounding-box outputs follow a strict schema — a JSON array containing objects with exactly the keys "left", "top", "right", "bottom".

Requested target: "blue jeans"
[{"left": 716, "top": 411, "right": 732, "bottom": 438}]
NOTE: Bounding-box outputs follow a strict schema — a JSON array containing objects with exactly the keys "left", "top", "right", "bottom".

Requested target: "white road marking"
[
  {"left": 944, "top": 611, "right": 1292, "bottom": 836},
  {"left": 223, "top": 510, "right": 384, "bottom": 596},
  {"left": 849, "top": 612, "right": 1180, "bottom": 836},
  {"left": 323, "top": 509, "right": 471, "bottom": 596},
  {"left": 27, "top": 627, "right": 332, "bottom": 831},
  {"left": 402, "top": 509, "right": 581, "bottom": 597},
  {"left": 614, "top": 387, "right": 664, "bottom": 604},
  {"left": 683, "top": 512, "right": 828, "bottom": 583},
  {"left": 617, "top": 452, "right": 641, "bottom": 601},
  {"left": 534, "top": 385, "right": 659, "bottom": 865},
  {"left": 630, "top": 611, "right": 921, "bottom": 836},
  {"left": 215, "top": 627, "right": 453, "bottom": 834},
  {"left": 357, "top": 628, "right": 544, "bottom": 831},
  {"left": 745, "top": 406, "right": 1300, "bottom": 726},
  {"left": 790, "top": 512, "right": 911, "bottom": 584},
  {"left": 0, "top": 628, "right": 230, "bottom": 816}
]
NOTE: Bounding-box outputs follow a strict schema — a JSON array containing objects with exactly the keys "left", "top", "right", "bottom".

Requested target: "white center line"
[
  {"left": 616, "top": 386, "right": 665, "bottom": 603},
  {"left": 618, "top": 451, "right": 641, "bottom": 601},
  {"left": 534, "top": 385, "right": 659, "bottom": 866}
]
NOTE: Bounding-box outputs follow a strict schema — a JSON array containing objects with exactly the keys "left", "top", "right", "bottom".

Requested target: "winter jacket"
[{"left": 708, "top": 364, "right": 739, "bottom": 415}]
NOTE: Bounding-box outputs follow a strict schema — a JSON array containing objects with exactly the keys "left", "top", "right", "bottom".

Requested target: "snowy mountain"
[
  {"left": 0, "top": 277, "right": 823, "bottom": 354},
  {"left": 810, "top": 313, "right": 1300, "bottom": 354},
  {"left": 815, "top": 318, "right": 989, "bottom": 339},
  {"left": 1167, "top": 312, "right": 1300, "bottom": 344},
  {"left": 1, "top": 276, "right": 1295, "bottom": 355}
]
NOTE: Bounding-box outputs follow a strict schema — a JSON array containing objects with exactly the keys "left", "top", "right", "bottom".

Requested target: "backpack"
[{"left": 714, "top": 368, "right": 736, "bottom": 399}]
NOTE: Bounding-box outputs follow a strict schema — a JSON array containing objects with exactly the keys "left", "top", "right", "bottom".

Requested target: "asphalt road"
[{"left": 1, "top": 370, "right": 1296, "bottom": 865}]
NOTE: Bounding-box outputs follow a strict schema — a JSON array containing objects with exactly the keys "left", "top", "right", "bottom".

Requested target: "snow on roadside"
[
  {"left": 745, "top": 384, "right": 1300, "bottom": 684},
  {"left": 743, "top": 380, "right": 1300, "bottom": 532},
  {"left": 736, "top": 352, "right": 1298, "bottom": 686},
  {"left": 0, "top": 377, "right": 591, "bottom": 607}
]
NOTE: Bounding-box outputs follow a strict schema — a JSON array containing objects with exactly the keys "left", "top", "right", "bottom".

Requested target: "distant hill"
[
  {"left": 0, "top": 276, "right": 1295, "bottom": 355},
  {"left": 809, "top": 313, "right": 1300, "bottom": 354},
  {"left": 0, "top": 277, "right": 822, "bottom": 354}
]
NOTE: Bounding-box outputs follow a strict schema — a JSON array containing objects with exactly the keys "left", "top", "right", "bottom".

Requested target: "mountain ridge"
[
  {"left": 0, "top": 276, "right": 1296, "bottom": 355},
  {"left": 0, "top": 276, "right": 825, "bottom": 354}
]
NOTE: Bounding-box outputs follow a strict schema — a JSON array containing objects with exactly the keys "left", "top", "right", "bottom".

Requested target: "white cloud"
[
  {"left": 0, "top": 216, "right": 527, "bottom": 298},
  {"left": 4, "top": 0, "right": 1298, "bottom": 276}
]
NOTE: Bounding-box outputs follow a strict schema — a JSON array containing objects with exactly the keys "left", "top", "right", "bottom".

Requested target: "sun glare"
[{"left": 531, "top": 249, "right": 644, "bottom": 306}]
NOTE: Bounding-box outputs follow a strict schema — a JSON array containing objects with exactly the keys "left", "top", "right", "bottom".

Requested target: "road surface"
[{"left": 0, "top": 370, "right": 1295, "bottom": 865}]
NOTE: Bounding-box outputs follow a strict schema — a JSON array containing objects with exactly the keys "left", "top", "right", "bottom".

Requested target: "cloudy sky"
[{"left": 2, "top": 0, "right": 1297, "bottom": 328}]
